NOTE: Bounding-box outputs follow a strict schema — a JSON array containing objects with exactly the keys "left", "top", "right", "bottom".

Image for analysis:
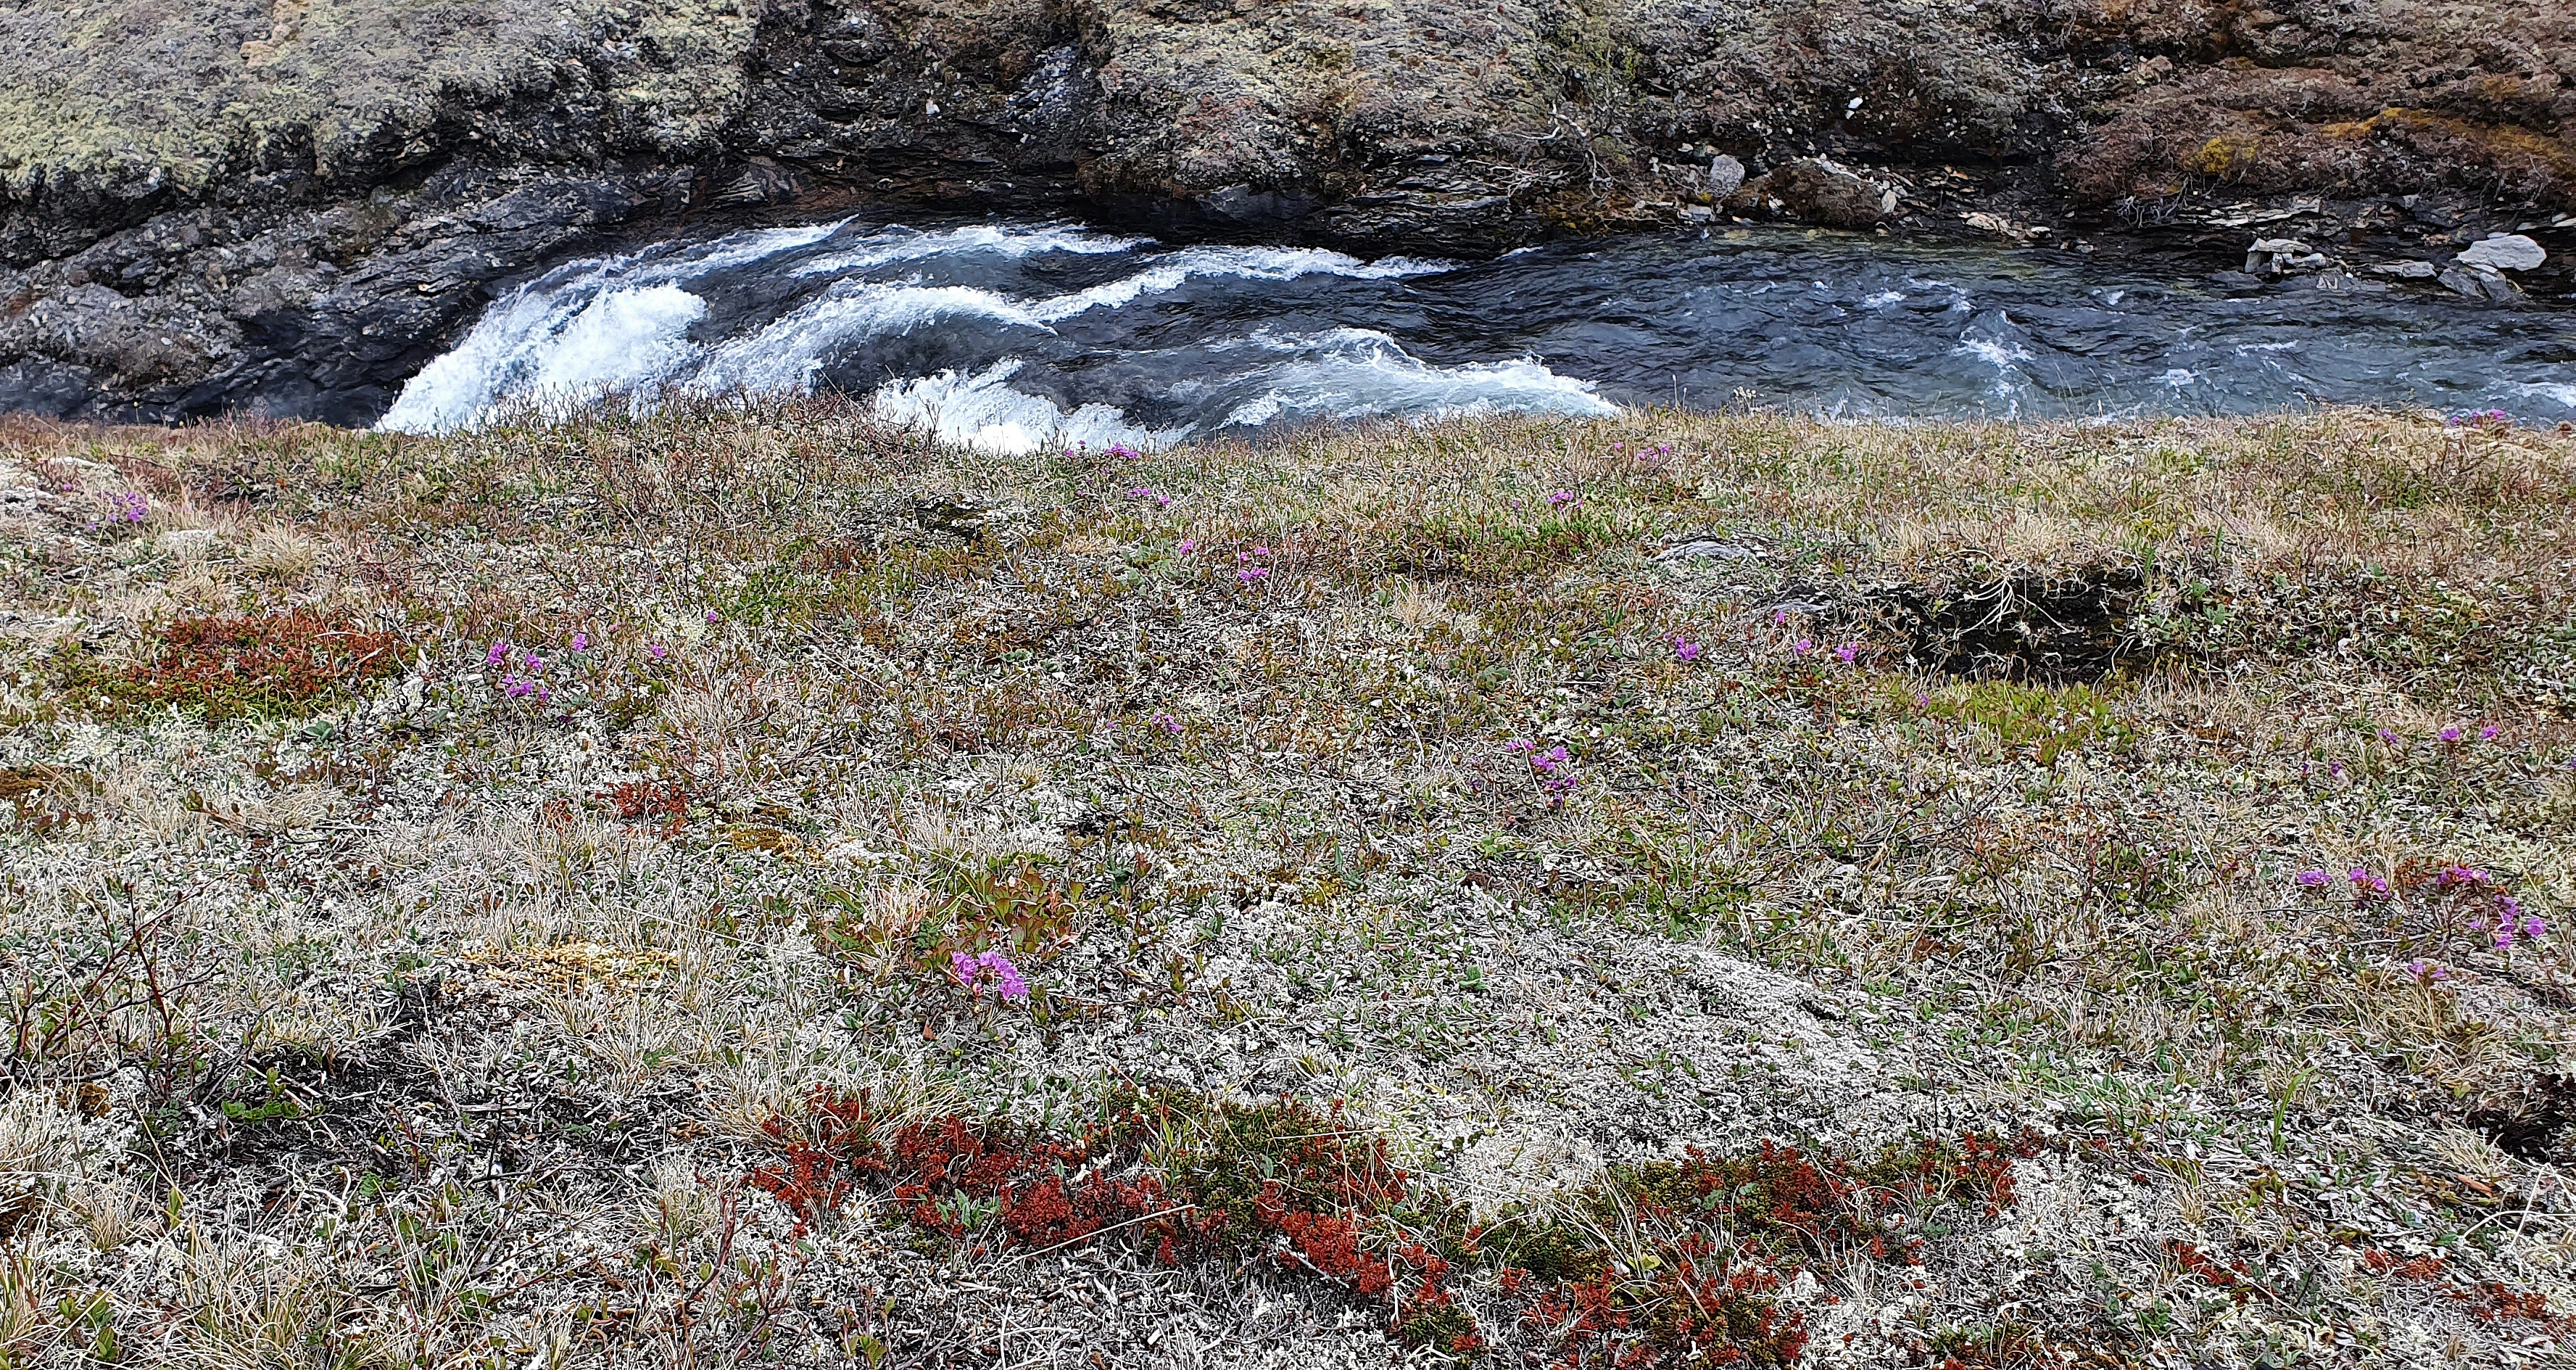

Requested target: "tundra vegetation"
[{"left": 1, "top": 404, "right": 2573, "bottom": 1366}]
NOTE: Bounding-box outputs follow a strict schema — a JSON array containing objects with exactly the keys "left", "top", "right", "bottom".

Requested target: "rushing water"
[{"left": 379, "top": 215, "right": 2576, "bottom": 447}]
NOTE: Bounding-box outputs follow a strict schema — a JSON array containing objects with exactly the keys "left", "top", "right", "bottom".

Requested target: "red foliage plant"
[
  {"left": 110, "top": 611, "right": 402, "bottom": 720},
  {"left": 749, "top": 1089, "right": 2033, "bottom": 1368}
]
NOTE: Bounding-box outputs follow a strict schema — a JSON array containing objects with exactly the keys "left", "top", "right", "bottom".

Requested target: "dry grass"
[{"left": 1, "top": 402, "right": 2574, "bottom": 1366}]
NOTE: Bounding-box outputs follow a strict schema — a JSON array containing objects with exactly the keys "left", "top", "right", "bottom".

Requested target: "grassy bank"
[{"left": 3, "top": 404, "right": 2574, "bottom": 1367}]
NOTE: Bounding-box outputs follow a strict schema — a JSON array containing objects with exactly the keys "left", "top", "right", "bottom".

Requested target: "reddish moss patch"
[{"left": 109, "top": 611, "right": 404, "bottom": 721}]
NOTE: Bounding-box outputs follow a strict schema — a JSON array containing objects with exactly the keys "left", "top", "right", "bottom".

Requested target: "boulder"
[
  {"left": 1768, "top": 158, "right": 1896, "bottom": 228},
  {"left": 1706, "top": 154, "right": 1746, "bottom": 198},
  {"left": 2456, "top": 234, "right": 2546, "bottom": 273}
]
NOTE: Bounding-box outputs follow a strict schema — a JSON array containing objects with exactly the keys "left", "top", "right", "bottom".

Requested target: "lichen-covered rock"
[{"left": 1767, "top": 158, "right": 1897, "bottom": 228}]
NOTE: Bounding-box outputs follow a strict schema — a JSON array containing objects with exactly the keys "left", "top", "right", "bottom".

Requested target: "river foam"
[
  {"left": 376, "top": 219, "right": 1599, "bottom": 447},
  {"left": 380, "top": 213, "right": 2576, "bottom": 440}
]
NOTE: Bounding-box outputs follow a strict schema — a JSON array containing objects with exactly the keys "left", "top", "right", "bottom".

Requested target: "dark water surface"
[{"left": 381, "top": 216, "right": 2576, "bottom": 447}]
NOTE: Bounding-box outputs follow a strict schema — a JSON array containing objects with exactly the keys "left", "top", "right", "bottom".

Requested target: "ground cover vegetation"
[{"left": 0, "top": 403, "right": 2573, "bottom": 1366}]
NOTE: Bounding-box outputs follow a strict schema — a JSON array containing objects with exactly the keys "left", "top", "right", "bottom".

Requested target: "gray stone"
[
  {"left": 2246, "top": 239, "right": 2330, "bottom": 276},
  {"left": 1657, "top": 539, "right": 1763, "bottom": 561},
  {"left": 2438, "top": 265, "right": 2522, "bottom": 301},
  {"left": 2369, "top": 260, "right": 2436, "bottom": 278},
  {"left": 1707, "top": 154, "right": 1745, "bottom": 197},
  {"left": 2456, "top": 234, "right": 2546, "bottom": 272}
]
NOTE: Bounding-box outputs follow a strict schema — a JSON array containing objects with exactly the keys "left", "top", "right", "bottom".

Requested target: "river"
[{"left": 378, "top": 215, "right": 2576, "bottom": 448}]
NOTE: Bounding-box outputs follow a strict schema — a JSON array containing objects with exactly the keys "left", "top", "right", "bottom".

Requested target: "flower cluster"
[
  {"left": 2444, "top": 865, "right": 2547, "bottom": 951},
  {"left": 2429, "top": 864, "right": 2546, "bottom": 953},
  {"left": 1129, "top": 486, "right": 1172, "bottom": 508},
  {"left": 1108, "top": 442, "right": 1142, "bottom": 460},
  {"left": 1505, "top": 738, "right": 1575, "bottom": 796},
  {"left": 109, "top": 491, "right": 149, "bottom": 523},
  {"left": 1546, "top": 489, "right": 1581, "bottom": 508},
  {"left": 486, "top": 640, "right": 552, "bottom": 701},
  {"left": 1235, "top": 545, "right": 1274, "bottom": 584},
  {"left": 1148, "top": 711, "right": 1183, "bottom": 735},
  {"left": 1672, "top": 635, "right": 1702, "bottom": 664},
  {"left": 2446, "top": 409, "right": 2511, "bottom": 427},
  {"left": 951, "top": 949, "right": 1030, "bottom": 1002}
]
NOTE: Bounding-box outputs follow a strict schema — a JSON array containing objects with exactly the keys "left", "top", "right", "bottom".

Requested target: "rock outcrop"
[{"left": 1, "top": 0, "right": 2570, "bottom": 423}]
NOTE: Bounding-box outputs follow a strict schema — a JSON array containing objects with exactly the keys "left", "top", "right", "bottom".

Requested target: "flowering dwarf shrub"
[
  {"left": 2297, "top": 860, "right": 2548, "bottom": 962},
  {"left": 1504, "top": 738, "right": 1576, "bottom": 804},
  {"left": 949, "top": 949, "right": 1030, "bottom": 1002}
]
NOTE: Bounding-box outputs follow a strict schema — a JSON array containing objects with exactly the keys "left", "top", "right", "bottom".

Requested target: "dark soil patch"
[
  {"left": 1871, "top": 568, "right": 2153, "bottom": 684},
  {"left": 2468, "top": 1072, "right": 2576, "bottom": 1163}
]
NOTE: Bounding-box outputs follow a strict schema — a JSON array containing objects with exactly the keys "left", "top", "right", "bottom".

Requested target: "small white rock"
[{"left": 154, "top": 528, "right": 218, "bottom": 559}]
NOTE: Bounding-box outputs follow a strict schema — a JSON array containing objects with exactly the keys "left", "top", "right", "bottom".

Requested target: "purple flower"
[
  {"left": 1504, "top": 738, "right": 1535, "bottom": 754},
  {"left": 2496, "top": 930, "right": 2517, "bottom": 951},
  {"left": 2295, "top": 870, "right": 2329, "bottom": 888},
  {"left": 1772, "top": 610, "right": 1789, "bottom": 627},
  {"left": 705, "top": 609, "right": 721, "bottom": 624},
  {"left": 1833, "top": 642, "right": 1859, "bottom": 665},
  {"left": 2480, "top": 725, "right": 2499, "bottom": 741},
  {"left": 2440, "top": 727, "right": 2462, "bottom": 743},
  {"left": 571, "top": 632, "right": 589, "bottom": 652},
  {"left": 1547, "top": 489, "right": 1580, "bottom": 508},
  {"left": 1149, "top": 711, "right": 1183, "bottom": 735},
  {"left": 1176, "top": 538, "right": 1198, "bottom": 554},
  {"left": 956, "top": 949, "right": 1031, "bottom": 1002},
  {"left": 1914, "top": 691, "right": 1931, "bottom": 708},
  {"left": 486, "top": 641, "right": 510, "bottom": 668},
  {"left": 2523, "top": 915, "right": 2548, "bottom": 938},
  {"left": 2348, "top": 867, "right": 2370, "bottom": 883},
  {"left": 1793, "top": 639, "right": 1813, "bottom": 655},
  {"left": 980, "top": 951, "right": 1030, "bottom": 1002},
  {"left": 1109, "top": 442, "right": 1141, "bottom": 461},
  {"left": 647, "top": 644, "right": 667, "bottom": 661},
  {"left": 1129, "top": 486, "right": 1171, "bottom": 508},
  {"left": 1673, "top": 635, "right": 1702, "bottom": 663},
  {"left": 2378, "top": 728, "right": 2400, "bottom": 748},
  {"left": 111, "top": 491, "right": 148, "bottom": 523}
]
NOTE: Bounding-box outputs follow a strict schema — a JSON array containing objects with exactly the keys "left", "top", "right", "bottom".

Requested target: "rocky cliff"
[{"left": 3, "top": 0, "right": 2569, "bottom": 424}]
